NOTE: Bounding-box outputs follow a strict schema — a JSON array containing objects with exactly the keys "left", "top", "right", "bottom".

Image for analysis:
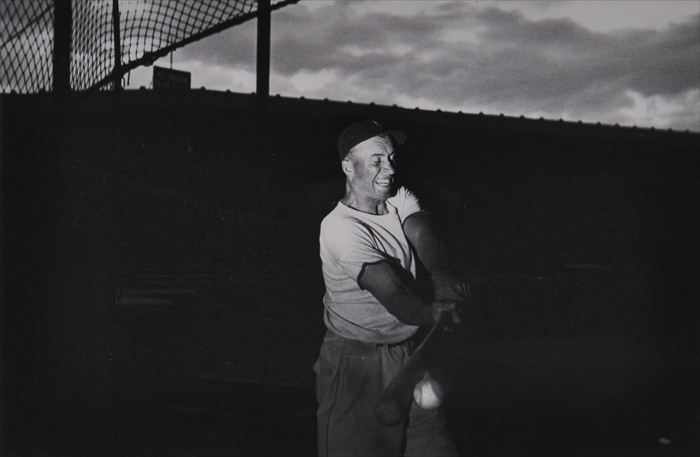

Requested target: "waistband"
[{"left": 322, "top": 329, "right": 415, "bottom": 353}]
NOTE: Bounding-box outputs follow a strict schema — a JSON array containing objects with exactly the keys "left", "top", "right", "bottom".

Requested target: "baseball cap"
[{"left": 337, "top": 119, "right": 406, "bottom": 160}]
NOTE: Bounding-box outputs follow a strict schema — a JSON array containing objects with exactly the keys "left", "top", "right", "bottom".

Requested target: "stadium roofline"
[
  {"left": 256, "top": 90, "right": 699, "bottom": 136},
  {"left": 2, "top": 88, "right": 698, "bottom": 137}
]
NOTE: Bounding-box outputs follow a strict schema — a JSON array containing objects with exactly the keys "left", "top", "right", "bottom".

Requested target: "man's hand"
[
  {"left": 433, "top": 273, "right": 469, "bottom": 303},
  {"left": 430, "top": 299, "right": 461, "bottom": 329}
]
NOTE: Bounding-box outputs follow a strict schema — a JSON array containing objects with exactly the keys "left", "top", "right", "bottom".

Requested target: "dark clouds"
[{"left": 175, "top": 1, "right": 699, "bottom": 130}]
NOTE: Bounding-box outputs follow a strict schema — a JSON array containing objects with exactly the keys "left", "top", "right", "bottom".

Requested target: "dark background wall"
[{"left": 2, "top": 91, "right": 699, "bottom": 456}]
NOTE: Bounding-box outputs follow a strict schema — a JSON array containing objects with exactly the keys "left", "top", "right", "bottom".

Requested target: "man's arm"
[
  {"left": 402, "top": 211, "right": 466, "bottom": 302},
  {"left": 358, "top": 260, "right": 454, "bottom": 326}
]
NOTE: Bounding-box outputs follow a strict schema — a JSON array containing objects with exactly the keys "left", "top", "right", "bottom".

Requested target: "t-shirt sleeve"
[
  {"left": 320, "top": 216, "right": 389, "bottom": 282},
  {"left": 388, "top": 186, "right": 422, "bottom": 223}
]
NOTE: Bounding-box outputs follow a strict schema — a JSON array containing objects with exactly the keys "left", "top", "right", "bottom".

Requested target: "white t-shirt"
[{"left": 319, "top": 187, "right": 422, "bottom": 343}]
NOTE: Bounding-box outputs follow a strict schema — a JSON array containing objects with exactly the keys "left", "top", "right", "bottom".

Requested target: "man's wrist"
[{"left": 432, "top": 272, "right": 465, "bottom": 300}]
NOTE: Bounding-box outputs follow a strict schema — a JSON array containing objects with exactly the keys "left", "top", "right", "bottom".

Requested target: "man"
[{"left": 315, "top": 120, "right": 465, "bottom": 457}]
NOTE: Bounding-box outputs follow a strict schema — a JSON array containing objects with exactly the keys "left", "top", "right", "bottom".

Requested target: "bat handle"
[{"left": 437, "top": 307, "right": 460, "bottom": 333}]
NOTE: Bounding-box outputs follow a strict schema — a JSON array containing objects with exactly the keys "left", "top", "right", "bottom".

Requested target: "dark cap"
[{"left": 337, "top": 120, "right": 406, "bottom": 160}]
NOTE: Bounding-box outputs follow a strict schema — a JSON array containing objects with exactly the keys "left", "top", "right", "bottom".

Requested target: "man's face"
[{"left": 344, "top": 135, "right": 398, "bottom": 201}]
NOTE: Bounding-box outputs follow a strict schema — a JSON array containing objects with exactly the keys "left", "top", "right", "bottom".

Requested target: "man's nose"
[{"left": 383, "top": 159, "right": 396, "bottom": 174}]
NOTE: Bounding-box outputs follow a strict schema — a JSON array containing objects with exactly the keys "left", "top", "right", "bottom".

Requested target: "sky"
[{"left": 125, "top": 1, "right": 698, "bottom": 132}]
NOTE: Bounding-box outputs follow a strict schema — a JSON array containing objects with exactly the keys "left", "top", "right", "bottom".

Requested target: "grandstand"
[{"left": 3, "top": 88, "right": 699, "bottom": 456}]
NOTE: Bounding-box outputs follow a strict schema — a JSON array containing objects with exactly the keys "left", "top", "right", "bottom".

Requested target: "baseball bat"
[{"left": 375, "top": 312, "right": 450, "bottom": 426}]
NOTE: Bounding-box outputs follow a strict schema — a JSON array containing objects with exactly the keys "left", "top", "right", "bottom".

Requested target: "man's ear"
[{"left": 341, "top": 157, "right": 354, "bottom": 177}]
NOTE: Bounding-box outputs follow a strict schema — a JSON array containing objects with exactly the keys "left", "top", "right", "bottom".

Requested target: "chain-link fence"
[
  {"left": 1, "top": 0, "right": 299, "bottom": 94},
  {"left": 1, "top": 0, "right": 55, "bottom": 93}
]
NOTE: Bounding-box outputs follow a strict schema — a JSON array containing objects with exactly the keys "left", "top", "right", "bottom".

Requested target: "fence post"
[
  {"left": 0, "top": 93, "right": 5, "bottom": 457},
  {"left": 52, "top": 0, "right": 72, "bottom": 94},
  {"left": 112, "top": 0, "right": 122, "bottom": 92},
  {"left": 256, "top": 0, "right": 270, "bottom": 100}
]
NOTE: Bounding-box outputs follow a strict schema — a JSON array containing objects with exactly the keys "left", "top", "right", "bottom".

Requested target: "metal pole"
[
  {"left": 52, "top": 0, "right": 72, "bottom": 94},
  {"left": 0, "top": 93, "right": 5, "bottom": 457},
  {"left": 256, "top": 0, "right": 270, "bottom": 99},
  {"left": 112, "top": 0, "right": 122, "bottom": 92}
]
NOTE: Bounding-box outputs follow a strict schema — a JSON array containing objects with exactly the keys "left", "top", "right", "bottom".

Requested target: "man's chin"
[{"left": 375, "top": 186, "right": 396, "bottom": 199}]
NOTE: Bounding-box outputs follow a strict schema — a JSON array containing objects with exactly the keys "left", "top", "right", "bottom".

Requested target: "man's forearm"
[
  {"left": 358, "top": 260, "right": 434, "bottom": 326},
  {"left": 381, "top": 286, "right": 434, "bottom": 326}
]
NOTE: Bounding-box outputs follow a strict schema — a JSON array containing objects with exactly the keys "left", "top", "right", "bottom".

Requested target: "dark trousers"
[{"left": 314, "top": 330, "right": 458, "bottom": 457}]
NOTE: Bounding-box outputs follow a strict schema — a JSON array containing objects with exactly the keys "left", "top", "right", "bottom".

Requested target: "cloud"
[
  {"left": 175, "top": 17, "right": 257, "bottom": 68},
  {"left": 497, "top": 0, "right": 700, "bottom": 33},
  {"left": 238, "top": 2, "right": 698, "bottom": 131},
  {"left": 618, "top": 88, "right": 700, "bottom": 131}
]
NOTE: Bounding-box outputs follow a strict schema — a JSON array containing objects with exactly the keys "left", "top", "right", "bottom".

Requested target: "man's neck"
[{"left": 342, "top": 191, "right": 388, "bottom": 215}]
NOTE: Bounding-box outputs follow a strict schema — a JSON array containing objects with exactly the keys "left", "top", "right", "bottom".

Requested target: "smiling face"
[{"left": 342, "top": 134, "right": 398, "bottom": 211}]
